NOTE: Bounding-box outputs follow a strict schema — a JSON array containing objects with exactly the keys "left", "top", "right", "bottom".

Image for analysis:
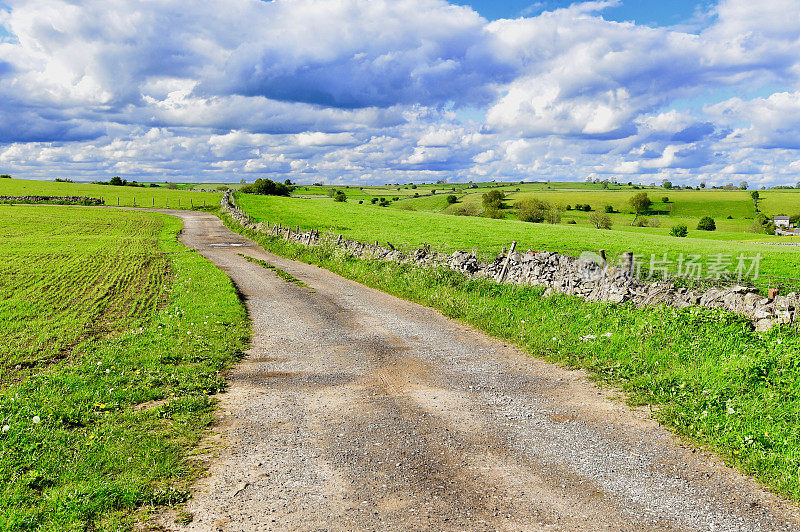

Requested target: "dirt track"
[{"left": 158, "top": 210, "right": 800, "bottom": 531}]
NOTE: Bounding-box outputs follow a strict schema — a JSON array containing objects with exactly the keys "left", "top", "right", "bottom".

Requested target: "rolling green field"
[
  {"left": 225, "top": 215, "right": 800, "bottom": 503},
  {"left": 235, "top": 193, "right": 800, "bottom": 289},
  {"left": 0, "top": 178, "right": 221, "bottom": 209},
  {"left": 0, "top": 206, "right": 247, "bottom": 530}
]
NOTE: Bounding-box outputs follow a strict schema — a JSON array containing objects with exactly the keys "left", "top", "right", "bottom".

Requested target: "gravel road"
[{"left": 157, "top": 210, "right": 800, "bottom": 531}]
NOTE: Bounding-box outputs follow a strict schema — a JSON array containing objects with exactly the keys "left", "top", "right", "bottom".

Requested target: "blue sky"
[
  {"left": 0, "top": 0, "right": 799, "bottom": 186},
  {"left": 461, "top": 0, "right": 709, "bottom": 26}
]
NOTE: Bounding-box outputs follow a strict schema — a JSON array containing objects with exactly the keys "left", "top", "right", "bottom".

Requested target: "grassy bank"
[
  {"left": 0, "top": 206, "right": 248, "bottom": 530},
  {"left": 235, "top": 193, "right": 800, "bottom": 287},
  {"left": 223, "top": 213, "right": 800, "bottom": 502}
]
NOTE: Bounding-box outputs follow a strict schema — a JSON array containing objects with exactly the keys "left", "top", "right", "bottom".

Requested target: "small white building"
[{"left": 774, "top": 216, "right": 791, "bottom": 228}]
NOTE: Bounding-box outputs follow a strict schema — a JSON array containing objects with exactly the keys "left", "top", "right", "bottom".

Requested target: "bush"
[
  {"left": 516, "top": 199, "right": 546, "bottom": 222},
  {"left": 574, "top": 204, "right": 592, "bottom": 212},
  {"left": 334, "top": 191, "right": 347, "bottom": 202},
  {"left": 413, "top": 192, "right": 420, "bottom": 198},
  {"left": 453, "top": 205, "right": 477, "bottom": 216},
  {"left": 392, "top": 196, "right": 399, "bottom": 201},
  {"left": 634, "top": 217, "right": 649, "bottom": 227},
  {"left": 565, "top": 204, "right": 572, "bottom": 211},
  {"left": 588, "top": 211, "right": 612, "bottom": 229},
  {"left": 662, "top": 196, "right": 670, "bottom": 203},
  {"left": 216, "top": 185, "right": 230, "bottom": 191},
  {"left": 54, "top": 178, "right": 73, "bottom": 183},
  {"left": 484, "top": 205, "right": 504, "bottom": 219},
  {"left": 604, "top": 205, "right": 615, "bottom": 213},
  {"left": 697, "top": 216, "right": 716, "bottom": 231},
  {"left": 445, "top": 195, "right": 457, "bottom": 204},
  {"left": 566, "top": 219, "right": 577, "bottom": 224},
  {"left": 239, "top": 178, "right": 293, "bottom": 196},
  {"left": 0, "top": 174, "right": 10, "bottom": 179},
  {"left": 358, "top": 200, "right": 363, "bottom": 204},
  {"left": 370, "top": 197, "right": 379, "bottom": 204},
  {"left": 482, "top": 190, "right": 505, "bottom": 210},
  {"left": 669, "top": 224, "right": 688, "bottom": 237}
]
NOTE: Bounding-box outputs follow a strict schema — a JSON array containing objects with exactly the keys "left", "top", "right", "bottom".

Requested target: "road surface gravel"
[{"left": 155, "top": 210, "right": 800, "bottom": 531}]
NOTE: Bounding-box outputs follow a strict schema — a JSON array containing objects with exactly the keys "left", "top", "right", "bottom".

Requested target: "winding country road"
[{"left": 158, "top": 210, "right": 800, "bottom": 531}]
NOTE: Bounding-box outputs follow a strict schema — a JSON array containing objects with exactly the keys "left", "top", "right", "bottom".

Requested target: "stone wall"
[
  {"left": 0, "top": 195, "right": 104, "bottom": 206},
  {"left": 222, "top": 191, "right": 796, "bottom": 331}
]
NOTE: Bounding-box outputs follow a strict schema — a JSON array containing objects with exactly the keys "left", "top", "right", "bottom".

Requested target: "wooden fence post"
[{"left": 496, "top": 241, "right": 517, "bottom": 283}]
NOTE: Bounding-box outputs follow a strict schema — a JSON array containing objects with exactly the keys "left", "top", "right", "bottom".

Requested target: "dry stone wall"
[
  {"left": 222, "top": 191, "right": 796, "bottom": 331},
  {"left": 0, "top": 195, "right": 104, "bottom": 205}
]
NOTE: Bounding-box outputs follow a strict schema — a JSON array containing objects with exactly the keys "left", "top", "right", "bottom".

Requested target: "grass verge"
[
  {"left": 0, "top": 207, "right": 248, "bottom": 530},
  {"left": 223, "top": 212, "right": 800, "bottom": 502},
  {"left": 237, "top": 253, "right": 310, "bottom": 288}
]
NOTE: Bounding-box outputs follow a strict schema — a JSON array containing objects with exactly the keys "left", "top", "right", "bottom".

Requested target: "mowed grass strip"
[
  {"left": 235, "top": 194, "right": 800, "bottom": 283},
  {"left": 0, "top": 178, "right": 220, "bottom": 209},
  {"left": 0, "top": 206, "right": 248, "bottom": 530},
  {"left": 224, "top": 215, "right": 800, "bottom": 502}
]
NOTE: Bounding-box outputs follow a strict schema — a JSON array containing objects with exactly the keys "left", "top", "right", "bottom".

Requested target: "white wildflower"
[
  {"left": 32, "top": 416, "right": 40, "bottom": 424},
  {"left": 603, "top": 332, "right": 612, "bottom": 338},
  {"left": 580, "top": 334, "right": 597, "bottom": 342},
  {"left": 2, "top": 425, "right": 9, "bottom": 433}
]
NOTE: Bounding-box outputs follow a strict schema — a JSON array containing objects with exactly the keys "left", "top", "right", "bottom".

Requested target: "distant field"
[
  {"left": 0, "top": 206, "right": 247, "bottom": 529},
  {"left": 235, "top": 194, "right": 800, "bottom": 287},
  {"left": 0, "top": 178, "right": 221, "bottom": 209}
]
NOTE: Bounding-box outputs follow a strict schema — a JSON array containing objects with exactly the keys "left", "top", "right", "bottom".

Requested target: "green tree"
[
  {"left": 445, "top": 195, "right": 457, "bottom": 204},
  {"left": 629, "top": 192, "right": 652, "bottom": 225},
  {"left": 588, "top": 211, "right": 612, "bottom": 229}
]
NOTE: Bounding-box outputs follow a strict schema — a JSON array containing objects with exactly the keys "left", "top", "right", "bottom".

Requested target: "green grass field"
[
  {"left": 235, "top": 193, "right": 800, "bottom": 289},
  {"left": 224, "top": 215, "right": 800, "bottom": 503},
  {"left": 0, "top": 206, "right": 247, "bottom": 530},
  {"left": 0, "top": 178, "right": 221, "bottom": 209}
]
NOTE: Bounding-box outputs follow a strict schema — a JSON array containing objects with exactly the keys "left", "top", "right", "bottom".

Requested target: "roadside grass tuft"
[
  {"left": 224, "top": 213, "right": 800, "bottom": 502},
  {"left": 238, "top": 253, "right": 310, "bottom": 288},
  {"left": 0, "top": 206, "right": 248, "bottom": 530}
]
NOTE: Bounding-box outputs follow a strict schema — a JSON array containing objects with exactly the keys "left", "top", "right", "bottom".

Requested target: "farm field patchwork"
[
  {"left": 235, "top": 193, "right": 800, "bottom": 289},
  {"left": 0, "top": 178, "right": 221, "bottom": 209},
  {"left": 0, "top": 205, "right": 247, "bottom": 530}
]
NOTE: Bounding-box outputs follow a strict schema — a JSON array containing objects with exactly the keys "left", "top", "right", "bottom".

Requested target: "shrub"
[
  {"left": 634, "top": 217, "right": 649, "bottom": 227},
  {"left": 216, "top": 185, "right": 230, "bottom": 191},
  {"left": 445, "top": 195, "right": 457, "bottom": 204},
  {"left": 670, "top": 224, "right": 688, "bottom": 237},
  {"left": 414, "top": 192, "right": 420, "bottom": 198},
  {"left": 565, "top": 204, "right": 572, "bottom": 211},
  {"left": 166, "top": 182, "right": 179, "bottom": 190},
  {"left": 482, "top": 190, "right": 505, "bottom": 210},
  {"left": 358, "top": 200, "right": 363, "bottom": 204},
  {"left": 392, "top": 196, "right": 399, "bottom": 201},
  {"left": 588, "top": 211, "right": 612, "bottom": 229},
  {"left": 411, "top": 184, "right": 417, "bottom": 189},
  {"left": 649, "top": 217, "right": 661, "bottom": 228},
  {"left": 697, "top": 216, "right": 716, "bottom": 231},
  {"left": 453, "top": 205, "right": 477, "bottom": 216},
  {"left": 334, "top": 191, "right": 347, "bottom": 202},
  {"left": 240, "top": 178, "right": 293, "bottom": 196},
  {"left": 516, "top": 198, "right": 547, "bottom": 222},
  {"left": 604, "top": 205, "right": 615, "bottom": 213},
  {"left": 484, "top": 205, "right": 504, "bottom": 219},
  {"left": 566, "top": 219, "right": 577, "bottom": 224},
  {"left": 54, "top": 178, "right": 73, "bottom": 183},
  {"left": 0, "top": 174, "right": 10, "bottom": 179},
  {"left": 662, "top": 196, "right": 670, "bottom": 203},
  {"left": 370, "top": 197, "right": 379, "bottom": 204}
]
